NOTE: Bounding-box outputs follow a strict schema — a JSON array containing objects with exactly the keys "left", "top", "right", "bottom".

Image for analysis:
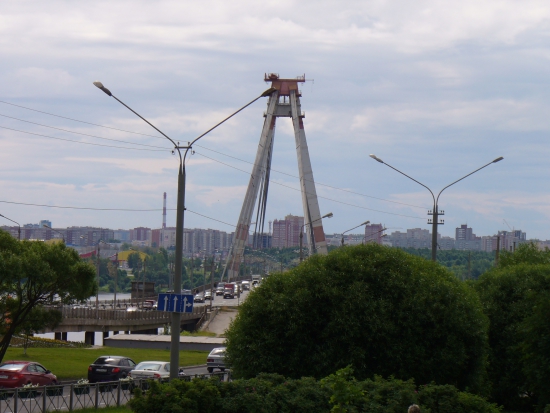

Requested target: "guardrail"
[
  {"left": 57, "top": 305, "right": 204, "bottom": 321},
  {"left": 0, "top": 373, "right": 229, "bottom": 413}
]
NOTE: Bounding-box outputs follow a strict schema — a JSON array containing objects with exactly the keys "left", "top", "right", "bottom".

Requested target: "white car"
[
  {"left": 128, "top": 361, "right": 171, "bottom": 379},
  {"left": 206, "top": 347, "right": 227, "bottom": 373}
]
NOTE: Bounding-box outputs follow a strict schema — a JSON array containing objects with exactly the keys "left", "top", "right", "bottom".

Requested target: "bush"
[
  {"left": 225, "top": 244, "right": 489, "bottom": 393},
  {"left": 127, "top": 368, "right": 500, "bottom": 413}
]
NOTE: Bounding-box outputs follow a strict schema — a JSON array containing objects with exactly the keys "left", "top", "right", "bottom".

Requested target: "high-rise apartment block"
[
  {"left": 364, "top": 223, "right": 385, "bottom": 244},
  {"left": 272, "top": 214, "right": 304, "bottom": 248}
]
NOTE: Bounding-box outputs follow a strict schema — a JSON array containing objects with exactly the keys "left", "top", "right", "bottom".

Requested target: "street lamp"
[
  {"left": 93, "top": 80, "right": 276, "bottom": 379},
  {"left": 341, "top": 220, "right": 370, "bottom": 246},
  {"left": 362, "top": 227, "right": 389, "bottom": 244},
  {"left": 0, "top": 214, "right": 20, "bottom": 240},
  {"left": 369, "top": 154, "right": 503, "bottom": 261},
  {"left": 299, "top": 212, "right": 333, "bottom": 263},
  {"left": 300, "top": 212, "right": 334, "bottom": 262},
  {"left": 42, "top": 224, "right": 65, "bottom": 243},
  {"left": 81, "top": 236, "right": 108, "bottom": 317},
  {"left": 130, "top": 248, "right": 147, "bottom": 304}
]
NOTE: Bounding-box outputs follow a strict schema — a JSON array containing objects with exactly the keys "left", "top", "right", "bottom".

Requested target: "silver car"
[
  {"left": 206, "top": 347, "right": 227, "bottom": 373},
  {"left": 128, "top": 361, "right": 170, "bottom": 380}
]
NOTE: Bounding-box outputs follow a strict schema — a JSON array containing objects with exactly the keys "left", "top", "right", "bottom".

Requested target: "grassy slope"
[{"left": 4, "top": 347, "right": 208, "bottom": 380}]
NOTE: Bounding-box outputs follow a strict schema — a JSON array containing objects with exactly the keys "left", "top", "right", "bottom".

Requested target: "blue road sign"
[{"left": 157, "top": 293, "right": 194, "bottom": 313}]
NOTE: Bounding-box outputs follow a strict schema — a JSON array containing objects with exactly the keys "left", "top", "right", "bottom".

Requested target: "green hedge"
[{"left": 128, "top": 367, "right": 501, "bottom": 413}]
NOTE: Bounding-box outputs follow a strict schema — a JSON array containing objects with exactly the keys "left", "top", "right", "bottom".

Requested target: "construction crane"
[{"left": 503, "top": 219, "right": 514, "bottom": 232}]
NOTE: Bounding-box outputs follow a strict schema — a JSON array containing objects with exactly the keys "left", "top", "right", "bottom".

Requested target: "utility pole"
[
  {"left": 495, "top": 236, "right": 500, "bottom": 266},
  {"left": 467, "top": 251, "right": 471, "bottom": 280}
]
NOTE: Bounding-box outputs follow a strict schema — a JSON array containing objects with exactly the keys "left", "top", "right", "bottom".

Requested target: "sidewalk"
[{"left": 202, "top": 307, "right": 238, "bottom": 337}]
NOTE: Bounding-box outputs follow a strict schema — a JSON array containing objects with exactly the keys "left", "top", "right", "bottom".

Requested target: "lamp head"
[
  {"left": 322, "top": 212, "right": 334, "bottom": 219},
  {"left": 93, "top": 81, "right": 112, "bottom": 97},
  {"left": 42, "top": 224, "right": 50, "bottom": 228},
  {"left": 369, "top": 154, "right": 384, "bottom": 163},
  {"left": 261, "top": 87, "right": 277, "bottom": 97},
  {"left": 493, "top": 156, "right": 504, "bottom": 163},
  {"left": 361, "top": 220, "right": 370, "bottom": 226}
]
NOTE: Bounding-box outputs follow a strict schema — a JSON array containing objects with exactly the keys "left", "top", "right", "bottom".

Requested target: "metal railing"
[{"left": 0, "top": 372, "right": 229, "bottom": 412}]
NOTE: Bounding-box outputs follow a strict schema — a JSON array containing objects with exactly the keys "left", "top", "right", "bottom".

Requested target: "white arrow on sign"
[
  {"left": 183, "top": 297, "right": 192, "bottom": 312},
  {"left": 173, "top": 295, "right": 178, "bottom": 312},
  {"left": 163, "top": 295, "right": 169, "bottom": 312}
]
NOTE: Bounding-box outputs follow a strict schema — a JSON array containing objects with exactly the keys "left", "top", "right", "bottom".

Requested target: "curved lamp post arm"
[
  {"left": 0, "top": 214, "right": 21, "bottom": 240},
  {"left": 183, "top": 88, "right": 277, "bottom": 163},
  {"left": 93, "top": 81, "right": 182, "bottom": 166},
  {"left": 370, "top": 154, "right": 435, "bottom": 206},
  {"left": 341, "top": 220, "right": 370, "bottom": 246},
  {"left": 435, "top": 156, "right": 504, "bottom": 205}
]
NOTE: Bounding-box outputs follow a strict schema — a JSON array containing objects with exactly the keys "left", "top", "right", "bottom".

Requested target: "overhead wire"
[
  {"left": 192, "top": 151, "right": 425, "bottom": 220},
  {"left": 0, "top": 99, "right": 425, "bottom": 210}
]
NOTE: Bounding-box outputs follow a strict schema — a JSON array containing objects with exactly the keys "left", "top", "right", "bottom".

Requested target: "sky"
[{"left": 1, "top": 0, "right": 550, "bottom": 240}]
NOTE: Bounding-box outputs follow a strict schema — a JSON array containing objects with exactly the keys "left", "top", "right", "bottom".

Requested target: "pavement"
[{"left": 202, "top": 307, "right": 239, "bottom": 337}]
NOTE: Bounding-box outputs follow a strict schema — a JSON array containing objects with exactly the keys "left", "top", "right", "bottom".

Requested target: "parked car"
[
  {"left": 204, "top": 291, "right": 213, "bottom": 300},
  {"left": 194, "top": 293, "right": 205, "bottom": 303},
  {"left": 128, "top": 361, "right": 171, "bottom": 380},
  {"left": 215, "top": 286, "right": 224, "bottom": 296},
  {"left": 88, "top": 356, "right": 136, "bottom": 383},
  {"left": 206, "top": 347, "right": 227, "bottom": 373},
  {"left": 0, "top": 361, "right": 58, "bottom": 388}
]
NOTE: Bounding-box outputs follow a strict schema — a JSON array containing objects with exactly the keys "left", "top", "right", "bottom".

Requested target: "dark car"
[
  {"left": 0, "top": 361, "right": 58, "bottom": 388},
  {"left": 215, "top": 286, "right": 224, "bottom": 296},
  {"left": 88, "top": 356, "right": 136, "bottom": 383}
]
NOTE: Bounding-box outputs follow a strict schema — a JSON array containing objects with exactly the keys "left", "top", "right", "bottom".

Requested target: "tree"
[
  {"left": 225, "top": 243, "right": 489, "bottom": 394},
  {"left": 473, "top": 243, "right": 550, "bottom": 411},
  {"left": 0, "top": 230, "right": 96, "bottom": 362}
]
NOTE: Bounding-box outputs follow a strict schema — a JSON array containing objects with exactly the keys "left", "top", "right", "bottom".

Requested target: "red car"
[{"left": 0, "top": 361, "right": 58, "bottom": 388}]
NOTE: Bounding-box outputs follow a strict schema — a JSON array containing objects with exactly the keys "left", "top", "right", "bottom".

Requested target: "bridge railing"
[{"left": 54, "top": 305, "right": 204, "bottom": 321}]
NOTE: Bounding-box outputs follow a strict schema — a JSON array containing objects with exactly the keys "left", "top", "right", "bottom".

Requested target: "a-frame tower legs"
[{"left": 224, "top": 74, "right": 327, "bottom": 281}]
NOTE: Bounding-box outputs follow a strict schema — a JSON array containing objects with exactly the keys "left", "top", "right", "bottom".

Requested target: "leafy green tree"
[
  {"left": 0, "top": 230, "right": 96, "bottom": 362},
  {"left": 225, "top": 244, "right": 489, "bottom": 393},
  {"left": 474, "top": 243, "right": 550, "bottom": 411}
]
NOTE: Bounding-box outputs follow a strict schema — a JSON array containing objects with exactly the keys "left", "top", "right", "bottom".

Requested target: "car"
[
  {"left": 128, "top": 361, "right": 171, "bottom": 380},
  {"left": 0, "top": 361, "right": 58, "bottom": 388},
  {"left": 206, "top": 347, "right": 227, "bottom": 373},
  {"left": 194, "top": 293, "right": 205, "bottom": 303},
  {"left": 215, "top": 286, "right": 224, "bottom": 296},
  {"left": 204, "top": 291, "right": 213, "bottom": 300},
  {"left": 241, "top": 281, "right": 250, "bottom": 291},
  {"left": 88, "top": 356, "right": 136, "bottom": 383},
  {"left": 142, "top": 300, "right": 157, "bottom": 310}
]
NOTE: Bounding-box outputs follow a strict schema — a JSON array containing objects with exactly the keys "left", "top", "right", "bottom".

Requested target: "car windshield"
[
  {"left": 210, "top": 348, "right": 226, "bottom": 356},
  {"left": 0, "top": 363, "right": 25, "bottom": 371},
  {"left": 135, "top": 362, "right": 162, "bottom": 371},
  {"left": 94, "top": 357, "right": 120, "bottom": 365}
]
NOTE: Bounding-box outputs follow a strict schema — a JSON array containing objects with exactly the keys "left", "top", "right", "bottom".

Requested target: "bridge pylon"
[{"left": 223, "top": 74, "right": 328, "bottom": 281}]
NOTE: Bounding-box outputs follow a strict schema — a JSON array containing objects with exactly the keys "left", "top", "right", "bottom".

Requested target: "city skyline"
[{"left": 2, "top": 2, "right": 550, "bottom": 239}]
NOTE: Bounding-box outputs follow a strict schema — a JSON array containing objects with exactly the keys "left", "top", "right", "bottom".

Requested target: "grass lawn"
[{"left": 4, "top": 347, "right": 208, "bottom": 380}]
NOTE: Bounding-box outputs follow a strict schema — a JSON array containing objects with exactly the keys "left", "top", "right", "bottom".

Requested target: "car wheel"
[{"left": 207, "top": 367, "right": 213, "bottom": 373}]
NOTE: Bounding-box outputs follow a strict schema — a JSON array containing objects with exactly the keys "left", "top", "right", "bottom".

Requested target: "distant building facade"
[{"left": 272, "top": 214, "right": 304, "bottom": 248}]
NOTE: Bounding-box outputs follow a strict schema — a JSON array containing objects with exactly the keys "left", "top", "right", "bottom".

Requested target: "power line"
[
  {"left": 0, "top": 113, "right": 170, "bottom": 149},
  {"left": 0, "top": 100, "right": 163, "bottom": 139},
  {"left": 193, "top": 152, "right": 425, "bottom": 220},
  {"left": 193, "top": 143, "right": 426, "bottom": 210},
  {"left": 1, "top": 99, "right": 425, "bottom": 210},
  {"left": 0, "top": 125, "right": 168, "bottom": 152}
]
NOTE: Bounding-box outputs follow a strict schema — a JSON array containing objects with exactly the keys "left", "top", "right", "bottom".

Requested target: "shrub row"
[{"left": 128, "top": 368, "right": 501, "bottom": 413}]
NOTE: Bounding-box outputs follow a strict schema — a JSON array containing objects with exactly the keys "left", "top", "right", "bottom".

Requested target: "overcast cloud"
[{"left": 1, "top": 0, "right": 549, "bottom": 239}]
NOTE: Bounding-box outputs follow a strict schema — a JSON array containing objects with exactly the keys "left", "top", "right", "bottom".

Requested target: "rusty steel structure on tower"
[{"left": 222, "top": 74, "right": 328, "bottom": 281}]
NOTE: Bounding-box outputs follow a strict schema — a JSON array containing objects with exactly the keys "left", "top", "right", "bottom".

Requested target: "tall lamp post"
[
  {"left": 93, "top": 81, "right": 276, "bottom": 379},
  {"left": 341, "top": 221, "right": 370, "bottom": 246},
  {"left": 369, "top": 154, "right": 504, "bottom": 261},
  {"left": 0, "top": 214, "right": 20, "bottom": 240},
  {"left": 42, "top": 224, "right": 65, "bottom": 243},
  {"left": 299, "top": 212, "right": 333, "bottom": 263}
]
